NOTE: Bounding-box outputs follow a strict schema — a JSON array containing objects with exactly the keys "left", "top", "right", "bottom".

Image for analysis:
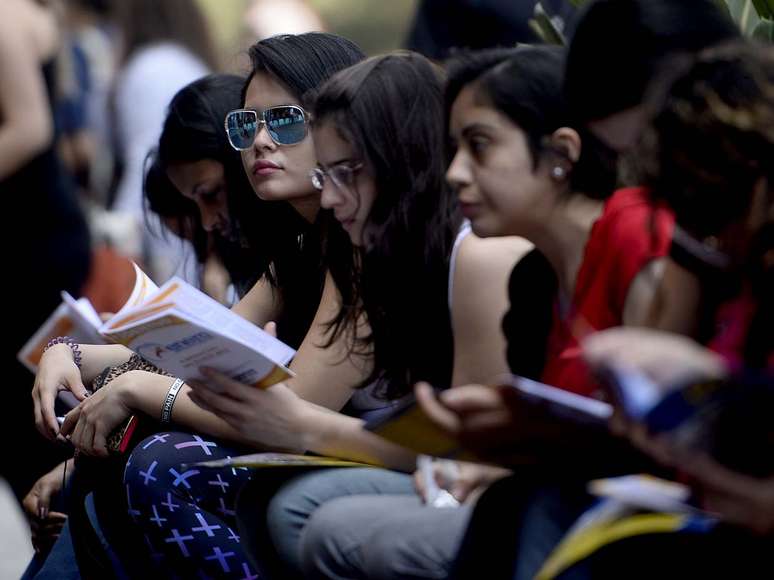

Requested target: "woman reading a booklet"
[{"left": 30, "top": 34, "right": 368, "bottom": 578}]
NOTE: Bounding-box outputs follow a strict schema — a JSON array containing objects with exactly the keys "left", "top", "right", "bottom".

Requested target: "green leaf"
[
  {"left": 751, "top": 0, "right": 774, "bottom": 18},
  {"left": 752, "top": 18, "right": 774, "bottom": 41},
  {"left": 531, "top": 2, "right": 566, "bottom": 45},
  {"left": 714, "top": 0, "right": 732, "bottom": 15},
  {"left": 568, "top": 0, "right": 589, "bottom": 6}
]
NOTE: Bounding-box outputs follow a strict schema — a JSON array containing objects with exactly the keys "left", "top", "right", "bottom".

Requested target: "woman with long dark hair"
[{"left": 29, "top": 33, "right": 366, "bottom": 577}]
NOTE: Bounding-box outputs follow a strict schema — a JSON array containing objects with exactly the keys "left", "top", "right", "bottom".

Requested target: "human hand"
[
  {"left": 413, "top": 458, "right": 510, "bottom": 504},
  {"left": 681, "top": 453, "right": 774, "bottom": 535},
  {"left": 187, "top": 368, "right": 307, "bottom": 452},
  {"left": 33, "top": 344, "right": 89, "bottom": 440},
  {"left": 22, "top": 461, "right": 69, "bottom": 553},
  {"left": 60, "top": 371, "right": 135, "bottom": 457},
  {"left": 583, "top": 327, "right": 727, "bottom": 391},
  {"left": 415, "top": 382, "right": 581, "bottom": 466}
]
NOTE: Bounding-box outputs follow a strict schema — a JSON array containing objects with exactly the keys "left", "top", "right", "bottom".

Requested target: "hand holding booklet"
[
  {"left": 18, "top": 263, "right": 158, "bottom": 372},
  {"left": 20, "top": 263, "right": 295, "bottom": 388},
  {"left": 364, "top": 375, "right": 613, "bottom": 459}
]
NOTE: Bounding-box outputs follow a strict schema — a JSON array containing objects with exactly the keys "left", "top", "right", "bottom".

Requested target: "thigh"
[
  {"left": 237, "top": 467, "right": 415, "bottom": 578},
  {"left": 301, "top": 494, "right": 472, "bottom": 580}
]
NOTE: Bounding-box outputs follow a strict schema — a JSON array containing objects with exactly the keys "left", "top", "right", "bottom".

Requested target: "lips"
[
  {"left": 458, "top": 201, "right": 481, "bottom": 219},
  {"left": 252, "top": 159, "right": 281, "bottom": 176}
]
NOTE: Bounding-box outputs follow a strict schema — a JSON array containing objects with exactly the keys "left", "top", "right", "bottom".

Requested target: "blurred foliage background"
[{"left": 196, "top": 0, "right": 419, "bottom": 67}]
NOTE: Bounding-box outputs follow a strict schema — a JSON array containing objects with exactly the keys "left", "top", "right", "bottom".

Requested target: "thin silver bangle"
[{"left": 160, "top": 378, "right": 185, "bottom": 424}]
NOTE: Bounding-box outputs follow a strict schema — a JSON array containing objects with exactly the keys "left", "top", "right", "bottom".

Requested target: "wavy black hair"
[
  {"left": 641, "top": 43, "right": 774, "bottom": 366},
  {"left": 445, "top": 45, "right": 615, "bottom": 199},
  {"left": 238, "top": 33, "right": 367, "bottom": 346},
  {"left": 144, "top": 74, "right": 302, "bottom": 300},
  {"left": 309, "top": 52, "right": 461, "bottom": 399},
  {"left": 565, "top": 0, "right": 739, "bottom": 124}
]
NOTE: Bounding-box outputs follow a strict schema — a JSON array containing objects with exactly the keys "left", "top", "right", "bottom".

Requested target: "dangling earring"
[{"left": 551, "top": 166, "right": 566, "bottom": 180}]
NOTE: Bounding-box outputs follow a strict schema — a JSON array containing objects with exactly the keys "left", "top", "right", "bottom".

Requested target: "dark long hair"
[
  {"left": 144, "top": 74, "right": 301, "bottom": 300},
  {"left": 445, "top": 45, "right": 612, "bottom": 199},
  {"left": 641, "top": 42, "right": 774, "bottom": 366},
  {"left": 310, "top": 52, "right": 461, "bottom": 399},
  {"left": 237, "top": 33, "right": 367, "bottom": 346}
]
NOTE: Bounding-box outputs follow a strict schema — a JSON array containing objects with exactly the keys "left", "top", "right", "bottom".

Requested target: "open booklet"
[
  {"left": 364, "top": 375, "right": 613, "bottom": 459},
  {"left": 192, "top": 453, "right": 374, "bottom": 469},
  {"left": 18, "top": 263, "right": 158, "bottom": 372},
  {"left": 19, "top": 263, "right": 295, "bottom": 388}
]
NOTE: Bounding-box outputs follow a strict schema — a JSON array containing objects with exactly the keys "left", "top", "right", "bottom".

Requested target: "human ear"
[{"left": 549, "top": 127, "right": 582, "bottom": 163}]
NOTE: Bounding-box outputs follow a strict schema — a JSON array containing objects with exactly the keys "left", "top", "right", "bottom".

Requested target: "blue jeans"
[{"left": 237, "top": 467, "right": 415, "bottom": 579}]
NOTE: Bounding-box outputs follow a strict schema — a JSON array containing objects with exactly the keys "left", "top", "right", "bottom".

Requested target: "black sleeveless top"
[{"left": 8, "top": 61, "right": 90, "bottom": 305}]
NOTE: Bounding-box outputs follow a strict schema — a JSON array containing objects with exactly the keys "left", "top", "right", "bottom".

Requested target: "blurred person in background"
[
  {"left": 244, "top": 0, "right": 325, "bottom": 40},
  {"left": 2, "top": 0, "right": 91, "bottom": 499},
  {"left": 109, "top": 0, "right": 218, "bottom": 283},
  {"left": 405, "top": 0, "right": 576, "bottom": 61}
]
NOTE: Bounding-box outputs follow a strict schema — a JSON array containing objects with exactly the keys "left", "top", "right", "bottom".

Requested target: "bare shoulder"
[
  {"left": 455, "top": 234, "right": 533, "bottom": 283},
  {"left": 0, "top": 0, "right": 59, "bottom": 61}
]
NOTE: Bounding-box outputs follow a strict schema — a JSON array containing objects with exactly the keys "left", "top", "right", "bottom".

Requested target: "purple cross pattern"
[
  {"left": 207, "top": 473, "right": 229, "bottom": 493},
  {"left": 191, "top": 512, "right": 221, "bottom": 538},
  {"left": 240, "top": 562, "right": 260, "bottom": 580},
  {"left": 205, "top": 546, "right": 235, "bottom": 573},
  {"left": 174, "top": 435, "right": 218, "bottom": 456},
  {"left": 142, "top": 433, "right": 171, "bottom": 449},
  {"left": 150, "top": 504, "right": 167, "bottom": 528},
  {"left": 169, "top": 468, "right": 200, "bottom": 489},
  {"left": 162, "top": 492, "right": 180, "bottom": 513},
  {"left": 139, "top": 460, "right": 159, "bottom": 485},
  {"left": 164, "top": 529, "right": 195, "bottom": 557}
]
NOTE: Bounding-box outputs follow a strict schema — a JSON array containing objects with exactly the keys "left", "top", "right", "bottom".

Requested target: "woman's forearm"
[
  {"left": 298, "top": 403, "right": 417, "bottom": 472},
  {"left": 123, "top": 371, "right": 243, "bottom": 442},
  {"left": 79, "top": 344, "right": 134, "bottom": 384}
]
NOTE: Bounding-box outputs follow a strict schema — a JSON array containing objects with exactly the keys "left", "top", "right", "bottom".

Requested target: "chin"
[{"left": 470, "top": 220, "right": 499, "bottom": 238}]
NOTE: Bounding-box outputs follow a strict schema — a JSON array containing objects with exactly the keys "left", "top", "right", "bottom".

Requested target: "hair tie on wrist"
[{"left": 44, "top": 336, "right": 82, "bottom": 369}]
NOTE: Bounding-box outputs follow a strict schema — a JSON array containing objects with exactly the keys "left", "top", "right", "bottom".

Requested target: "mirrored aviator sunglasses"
[{"left": 225, "top": 105, "right": 308, "bottom": 150}]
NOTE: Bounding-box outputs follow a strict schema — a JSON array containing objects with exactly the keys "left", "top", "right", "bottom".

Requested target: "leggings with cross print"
[{"left": 123, "top": 431, "right": 260, "bottom": 579}]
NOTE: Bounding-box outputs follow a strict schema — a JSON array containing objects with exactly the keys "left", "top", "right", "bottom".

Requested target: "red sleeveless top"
[{"left": 541, "top": 187, "right": 675, "bottom": 395}]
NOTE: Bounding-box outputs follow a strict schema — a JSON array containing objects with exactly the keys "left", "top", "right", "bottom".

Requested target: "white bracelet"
[{"left": 160, "top": 378, "right": 185, "bottom": 424}]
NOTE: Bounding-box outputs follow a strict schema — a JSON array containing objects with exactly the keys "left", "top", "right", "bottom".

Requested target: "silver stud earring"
[{"left": 552, "top": 166, "right": 566, "bottom": 179}]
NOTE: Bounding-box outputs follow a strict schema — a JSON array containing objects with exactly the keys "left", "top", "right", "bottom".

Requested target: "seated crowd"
[{"left": 20, "top": 0, "right": 774, "bottom": 578}]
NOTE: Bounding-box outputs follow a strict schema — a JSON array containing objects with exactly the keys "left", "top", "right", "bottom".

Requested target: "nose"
[
  {"left": 252, "top": 121, "right": 276, "bottom": 151},
  {"left": 319, "top": 179, "right": 343, "bottom": 211},
  {"left": 446, "top": 150, "right": 472, "bottom": 190},
  {"left": 199, "top": 207, "right": 219, "bottom": 233}
]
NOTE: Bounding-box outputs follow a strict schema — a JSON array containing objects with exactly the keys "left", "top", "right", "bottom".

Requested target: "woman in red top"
[{"left": 445, "top": 47, "right": 675, "bottom": 397}]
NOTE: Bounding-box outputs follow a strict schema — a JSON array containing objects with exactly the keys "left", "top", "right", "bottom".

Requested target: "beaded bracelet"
[
  {"left": 161, "top": 378, "right": 185, "bottom": 424},
  {"left": 44, "top": 336, "right": 82, "bottom": 369}
]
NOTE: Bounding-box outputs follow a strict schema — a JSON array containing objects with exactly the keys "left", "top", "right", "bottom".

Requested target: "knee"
[{"left": 299, "top": 498, "right": 359, "bottom": 580}]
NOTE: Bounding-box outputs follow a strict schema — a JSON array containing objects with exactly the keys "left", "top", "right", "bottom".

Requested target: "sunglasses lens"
[
  {"left": 265, "top": 106, "right": 307, "bottom": 145},
  {"left": 226, "top": 110, "right": 258, "bottom": 150}
]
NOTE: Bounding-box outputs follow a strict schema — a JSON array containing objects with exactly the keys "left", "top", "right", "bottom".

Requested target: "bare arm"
[
  {"left": 450, "top": 235, "right": 532, "bottom": 386},
  {"left": 642, "top": 258, "right": 701, "bottom": 335},
  {"left": 230, "top": 275, "right": 283, "bottom": 326},
  {"left": 0, "top": 3, "right": 54, "bottom": 179},
  {"left": 623, "top": 257, "right": 667, "bottom": 327},
  {"left": 285, "top": 272, "right": 372, "bottom": 409}
]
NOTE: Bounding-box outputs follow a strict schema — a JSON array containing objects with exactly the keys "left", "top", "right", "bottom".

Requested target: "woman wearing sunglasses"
[{"left": 32, "top": 34, "right": 366, "bottom": 578}]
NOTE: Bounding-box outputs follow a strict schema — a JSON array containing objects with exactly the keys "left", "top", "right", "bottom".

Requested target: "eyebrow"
[
  {"left": 193, "top": 181, "right": 220, "bottom": 196},
  {"left": 461, "top": 122, "right": 496, "bottom": 139},
  {"left": 319, "top": 157, "right": 357, "bottom": 170}
]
